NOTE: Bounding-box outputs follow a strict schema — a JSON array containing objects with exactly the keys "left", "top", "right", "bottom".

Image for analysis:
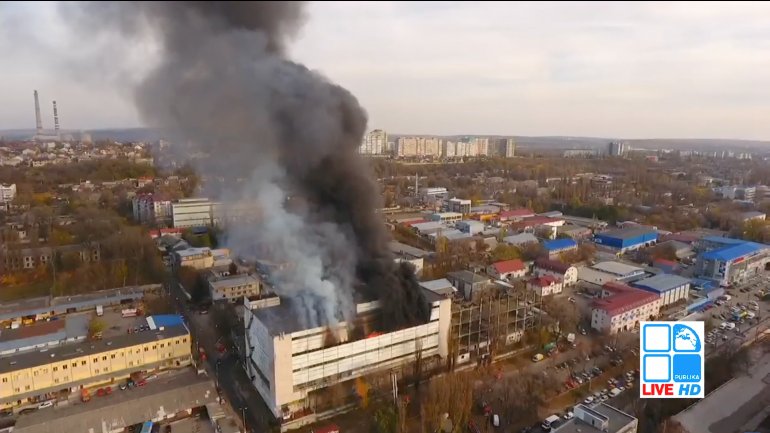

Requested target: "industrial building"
[
  {"left": 208, "top": 274, "right": 261, "bottom": 303},
  {"left": 542, "top": 238, "right": 578, "bottom": 258},
  {"left": 593, "top": 227, "right": 658, "bottom": 253},
  {"left": 498, "top": 208, "right": 534, "bottom": 222},
  {"left": 447, "top": 198, "right": 471, "bottom": 214},
  {"left": 427, "top": 212, "right": 463, "bottom": 225},
  {"left": 694, "top": 236, "right": 770, "bottom": 286},
  {"left": 502, "top": 232, "right": 538, "bottom": 247},
  {"left": 446, "top": 271, "right": 491, "bottom": 300},
  {"left": 578, "top": 261, "right": 647, "bottom": 286},
  {"left": 557, "top": 403, "right": 638, "bottom": 433},
  {"left": 171, "top": 198, "right": 216, "bottom": 228},
  {"left": 173, "top": 247, "right": 231, "bottom": 270},
  {"left": 242, "top": 291, "right": 452, "bottom": 421},
  {"left": 0, "top": 315, "right": 191, "bottom": 409},
  {"left": 631, "top": 274, "right": 691, "bottom": 306},
  {"left": 456, "top": 220, "right": 485, "bottom": 235},
  {"left": 591, "top": 282, "right": 661, "bottom": 334},
  {"left": 533, "top": 258, "right": 578, "bottom": 286}
]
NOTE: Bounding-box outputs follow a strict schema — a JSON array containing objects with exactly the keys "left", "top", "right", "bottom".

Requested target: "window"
[
  {"left": 111, "top": 354, "right": 116, "bottom": 359},
  {"left": 102, "top": 356, "right": 107, "bottom": 361},
  {"left": 81, "top": 361, "right": 86, "bottom": 366},
  {"left": 24, "top": 385, "right": 30, "bottom": 391},
  {"left": 93, "top": 358, "right": 98, "bottom": 363},
  {"left": 182, "top": 338, "right": 188, "bottom": 343},
  {"left": 128, "top": 361, "right": 133, "bottom": 367},
  {"left": 33, "top": 371, "right": 38, "bottom": 376},
  {"left": 144, "top": 347, "right": 148, "bottom": 352},
  {"left": 54, "top": 378, "right": 59, "bottom": 384},
  {"left": 53, "top": 367, "right": 58, "bottom": 372},
  {"left": 62, "top": 364, "right": 67, "bottom": 370},
  {"left": 72, "top": 362, "right": 77, "bottom": 368},
  {"left": 1, "top": 378, "right": 6, "bottom": 383},
  {"left": 152, "top": 345, "right": 157, "bottom": 349},
  {"left": 14, "top": 388, "right": 19, "bottom": 393},
  {"left": 94, "top": 368, "right": 99, "bottom": 374}
]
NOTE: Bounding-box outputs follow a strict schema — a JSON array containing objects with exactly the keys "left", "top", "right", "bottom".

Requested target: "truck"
[
  {"left": 96, "top": 305, "right": 103, "bottom": 317},
  {"left": 121, "top": 308, "right": 138, "bottom": 318}
]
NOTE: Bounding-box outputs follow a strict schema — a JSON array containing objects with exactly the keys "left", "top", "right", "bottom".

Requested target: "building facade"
[
  {"left": 591, "top": 282, "right": 661, "bottom": 334},
  {"left": 527, "top": 275, "right": 563, "bottom": 297},
  {"left": 593, "top": 227, "right": 658, "bottom": 253},
  {"left": 209, "top": 274, "right": 261, "bottom": 303},
  {"left": 171, "top": 198, "right": 215, "bottom": 228},
  {"left": 132, "top": 194, "right": 173, "bottom": 226},
  {"left": 694, "top": 236, "right": 770, "bottom": 286},
  {"left": 631, "top": 274, "right": 690, "bottom": 306},
  {"left": 358, "top": 129, "right": 387, "bottom": 155},
  {"left": 0, "top": 183, "right": 16, "bottom": 209},
  {"left": 533, "top": 258, "right": 578, "bottom": 286},
  {"left": 447, "top": 198, "right": 471, "bottom": 215},
  {"left": 487, "top": 259, "right": 527, "bottom": 280}
]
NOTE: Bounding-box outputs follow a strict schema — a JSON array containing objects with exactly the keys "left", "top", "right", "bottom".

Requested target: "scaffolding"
[{"left": 450, "top": 287, "right": 542, "bottom": 364}]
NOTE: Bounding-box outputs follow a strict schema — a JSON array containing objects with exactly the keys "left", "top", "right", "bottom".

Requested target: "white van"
[
  {"left": 610, "top": 388, "right": 622, "bottom": 397},
  {"left": 492, "top": 414, "right": 500, "bottom": 428},
  {"left": 542, "top": 414, "right": 561, "bottom": 431},
  {"left": 96, "top": 305, "right": 104, "bottom": 317},
  {"left": 726, "top": 322, "right": 736, "bottom": 330}
]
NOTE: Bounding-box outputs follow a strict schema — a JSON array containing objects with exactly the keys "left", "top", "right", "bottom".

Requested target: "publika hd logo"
[{"left": 640, "top": 321, "right": 704, "bottom": 399}]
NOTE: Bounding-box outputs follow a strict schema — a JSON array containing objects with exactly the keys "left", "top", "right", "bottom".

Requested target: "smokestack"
[
  {"left": 65, "top": 1, "right": 431, "bottom": 331},
  {"left": 53, "top": 101, "right": 60, "bottom": 133},
  {"left": 33, "top": 90, "right": 43, "bottom": 134}
]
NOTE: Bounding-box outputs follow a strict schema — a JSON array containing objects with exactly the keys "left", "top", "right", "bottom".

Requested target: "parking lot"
[{"left": 703, "top": 274, "right": 770, "bottom": 352}]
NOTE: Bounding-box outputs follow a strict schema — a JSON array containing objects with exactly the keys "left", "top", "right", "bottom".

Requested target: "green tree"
[
  {"left": 491, "top": 244, "right": 521, "bottom": 262},
  {"left": 373, "top": 405, "right": 398, "bottom": 433},
  {"left": 88, "top": 318, "right": 105, "bottom": 338}
]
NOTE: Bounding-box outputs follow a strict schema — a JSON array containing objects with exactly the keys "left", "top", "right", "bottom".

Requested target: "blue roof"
[
  {"left": 632, "top": 274, "right": 691, "bottom": 293},
  {"left": 702, "top": 236, "right": 746, "bottom": 246},
  {"left": 543, "top": 238, "right": 578, "bottom": 251},
  {"left": 701, "top": 241, "right": 767, "bottom": 262},
  {"left": 148, "top": 314, "right": 185, "bottom": 328}
]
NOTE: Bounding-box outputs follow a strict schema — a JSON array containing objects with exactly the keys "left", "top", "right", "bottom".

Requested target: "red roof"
[
  {"left": 518, "top": 216, "right": 564, "bottom": 227},
  {"left": 534, "top": 258, "right": 572, "bottom": 274},
  {"left": 593, "top": 282, "right": 659, "bottom": 316},
  {"left": 529, "top": 275, "right": 560, "bottom": 287},
  {"left": 499, "top": 209, "right": 535, "bottom": 220},
  {"left": 492, "top": 259, "right": 525, "bottom": 274}
]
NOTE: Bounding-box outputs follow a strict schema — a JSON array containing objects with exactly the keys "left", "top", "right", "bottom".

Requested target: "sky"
[{"left": 2, "top": 1, "right": 770, "bottom": 140}]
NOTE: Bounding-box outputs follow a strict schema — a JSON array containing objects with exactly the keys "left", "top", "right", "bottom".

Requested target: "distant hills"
[{"left": 3, "top": 128, "right": 769, "bottom": 152}]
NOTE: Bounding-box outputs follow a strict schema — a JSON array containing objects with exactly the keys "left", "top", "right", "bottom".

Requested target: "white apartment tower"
[{"left": 359, "top": 129, "right": 388, "bottom": 155}]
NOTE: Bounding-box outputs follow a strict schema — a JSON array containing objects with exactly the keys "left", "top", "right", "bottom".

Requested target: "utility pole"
[{"left": 241, "top": 407, "right": 247, "bottom": 433}]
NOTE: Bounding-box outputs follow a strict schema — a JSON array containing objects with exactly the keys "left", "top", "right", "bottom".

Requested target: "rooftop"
[
  {"left": 529, "top": 275, "right": 559, "bottom": 287},
  {"left": 556, "top": 403, "right": 636, "bottom": 433},
  {"left": 388, "top": 241, "right": 430, "bottom": 258},
  {"left": 0, "top": 322, "right": 188, "bottom": 375},
  {"left": 502, "top": 233, "right": 538, "bottom": 245},
  {"left": 593, "top": 283, "right": 659, "bottom": 316},
  {"left": 499, "top": 208, "right": 534, "bottom": 219},
  {"left": 543, "top": 238, "right": 578, "bottom": 251},
  {"left": 176, "top": 247, "right": 212, "bottom": 258},
  {"left": 701, "top": 240, "right": 768, "bottom": 262},
  {"left": 208, "top": 274, "right": 259, "bottom": 290},
  {"left": 0, "top": 320, "right": 64, "bottom": 343},
  {"left": 534, "top": 258, "right": 572, "bottom": 274},
  {"left": 591, "top": 261, "right": 645, "bottom": 277},
  {"left": 597, "top": 226, "right": 658, "bottom": 240},
  {"left": 419, "top": 279, "right": 457, "bottom": 297},
  {"left": 632, "top": 274, "right": 691, "bottom": 293},
  {"left": 447, "top": 270, "right": 491, "bottom": 284},
  {"left": 491, "top": 259, "right": 525, "bottom": 274}
]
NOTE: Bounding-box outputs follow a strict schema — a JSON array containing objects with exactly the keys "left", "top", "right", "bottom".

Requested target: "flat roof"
[
  {"left": 597, "top": 226, "right": 657, "bottom": 240},
  {"left": 632, "top": 274, "right": 691, "bottom": 293},
  {"left": 419, "top": 279, "right": 456, "bottom": 298},
  {"left": 0, "top": 322, "right": 188, "bottom": 374},
  {"left": 503, "top": 233, "right": 538, "bottom": 245},
  {"left": 388, "top": 241, "right": 430, "bottom": 258},
  {"left": 591, "top": 261, "right": 644, "bottom": 277},
  {"left": 702, "top": 241, "right": 767, "bottom": 262},
  {"left": 0, "top": 320, "right": 64, "bottom": 343},
  {"left": 209, "top": 274, "right": 258, "bottom": 290},
  {"left": 447, "top": 270, "right": 490, "bottom": 284},
  {"left": 13, "top": 370, "right": 218, "bottom": 433},
  {"left": 176, "top": 247, "right": 212, "bottom": 258},
  {"left": 0, "top": 297, "right": 49, "bottom": 318},
  {"left": 556, "top": 403, "right": 636, "bottom": 433},
  {"left": 543, "top": 238, "right": 577, "bottom": 251}
]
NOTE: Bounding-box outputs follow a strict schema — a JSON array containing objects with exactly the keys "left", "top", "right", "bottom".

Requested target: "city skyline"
[{"left": 2, "top": 2, "right": 770, "bottom": 140}]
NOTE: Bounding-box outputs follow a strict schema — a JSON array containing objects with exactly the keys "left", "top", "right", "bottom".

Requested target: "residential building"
[
  {"left": 543, "top": 238, "right": 578, "bottom": 258},
  {"left": 243, "top": 290, "right": 452, "bottom": 421},
  {"left": 446, "top": 270, "right": 490, "bottom": 300},
  {"left": 208, "top": 274, "right": 261, "bottom": 303},
  {"left": 631, "top": 274, "right": 690, "bottom": 306},
  {"left": 714, "top": 185, "right": 756, "bottom": 201},
  {"left": 578, "top": 261, "right": 646, "bottom": 286},
  {"left": 441, "top": 141, "right": 457, "bottom": 158},
  {"left": 533, "top": 258, "right": 578, "bottom": 286},
  {"left": 487, "top": 259, "right": 526, "bottom": 280},
  {"left": 502, "top": 232, "right": 539, "bottom": 247},
  {"left": 0, "top": 317, "right": 191, "bottom": 409},
  {"left": 0, "top": 183, "right": 16, "bottom": 209},
  {"left": 593, "top": 227, "right": 658, "bottom": 253},
  {"left": 447, "top": 198, "right": 472, "bottom": 214},
  {"left": 591, "top": 282, "right": 661, "bottom": 333},
  {"left": 488, "top": 138, "right": 515, "bottom": 158},
  {"left": 173, "top": 247, "right": 214, "bottom": 270},
  {"left": 557, "top": 403, "right": 638, "bottom": 433},
  {"left": 396, "top": 137, "right": 442, "bottom": 157},
  {"left": 171, "top": 198, "right": 215, "bottom": 228},
  {"left": 1, "top": 244, "right": 100, "bottom": 272},
  {"left": 132, "top": 194, "right": 173, "bottom": 226},
  {"left": 358, "top": 129, "right": 387, "bottom": 155},
  {"left": 694, "top": 236, "right": 770, "bottom": 286},
  {"left": 608, "top": 141, "right": 628, "bottom": 157},
  {"left": 527, "top": 275, "right": 562, "bottom": 297}
]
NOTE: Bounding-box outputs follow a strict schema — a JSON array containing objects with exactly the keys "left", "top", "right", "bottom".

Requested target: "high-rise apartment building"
[
  {"left": 608, "top": 141, "right": 628, "bottom": 157},
  {"left": 359, "top": 129, "right": 388, "bottom": 155}
]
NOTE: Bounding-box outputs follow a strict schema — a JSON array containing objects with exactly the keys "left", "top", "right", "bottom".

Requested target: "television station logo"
[{"left": 640, "top": 321, "right": 704, "bottom": 399}]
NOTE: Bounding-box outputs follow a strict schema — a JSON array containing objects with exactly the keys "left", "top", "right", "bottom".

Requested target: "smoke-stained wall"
[{"left": 66, "top": 1, "right": 429, "bottom": 329}]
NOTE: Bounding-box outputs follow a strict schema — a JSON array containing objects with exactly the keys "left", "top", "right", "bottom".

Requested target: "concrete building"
[
  {"left": 502, "top": 232, "right": 539, "bottom": 247},
  {"left": 608, "top": 141, "right": 628, "bottom": 157},
  {"left": 556, "top": 403, "right": 638, "bottom": 433},
  {"left": 1, "top": 244, "right": 100, "bottom": 272},
  {"left": 631, "top": 274, "right": 690, "bottom": 306},
  {"left": 593, "top": 227, "right": 658, "bottom": 253},
  {"left": 0, "top": 317, "right": 191, "bottom": 409},
  {"left": 427, "top": 212, "right": 463, "bottom": 225},
  {"left": 578, "top": 261, "right": 647, "bottom": 286},
  {"left": 132, "top": 194, "right": 173, "bottom": 226},
  {"left": 527, "top": 275, "right": 562, "bottom": 297},
  {"left": 543, "top": 238, "right": 578, "bottom": 258},
  {"left": 208, "top": 274, "right": 261, "bottom": 303},
  {"left": 171, "top": 198, "right": 216, "bottom": 228},
  {"left": 714, "top": 185, "right": 756, "bottom": 201},
  {"left": 591, "top": 282, "right": 661, "bottom": 334},
  {"left": 533, "top": 258, "right": 578, "bottom": 286},
  {"left": 243, "top": 290, "right": 452, "bottom": 421},
  {"left": 694, "top": 236, "right": 770, "bottom": 287},
  {"left": 418, "top": 279, "right": 457, "bottom": 298},
  {"left": 359, "top": 129, "right": 387, "bottom": 155},
  {"left": 488, "top": 138, "right": 516, "bottom": 158},
  {"left": 419, "top": 187, "right": 449, "bottom": 204},
  {"left": 447, "top": 271, "right": 491, "bottom": 300},
  {"left": 173, "top": 247, "right": 214, "bottom": 270},
  {"left": 486, "top": 259, "right": 526, "bottom": 280},
  {"left": 0, "top": 183, "right": 16, "bottom": 209},
  {"left": 456, "top": 220, "right": 484, "bottom": 235},
  {"left": 447, "top": 198, "right": 471, "bottom": 214}
]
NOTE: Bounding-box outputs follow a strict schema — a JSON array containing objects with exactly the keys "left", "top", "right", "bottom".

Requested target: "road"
[{"left": 166, "top": 278, "right": 274, "bottom": 433}]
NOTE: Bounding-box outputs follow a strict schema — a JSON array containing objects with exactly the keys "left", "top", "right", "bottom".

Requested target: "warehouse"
[
  {"left": 578, "top": 261, "right": 647, "bottom": 285},
  {"left": 695, "top": 236, "right": 770, "bottom": 286},
  {"left": 631, "top": 274, "right": 691, "bottom": 306},
  {"left": 543, "top": 238, "right": 578, "bottom": 258},
  {"left": 593, "top": 227, "right": 658, "bottom": 253}
]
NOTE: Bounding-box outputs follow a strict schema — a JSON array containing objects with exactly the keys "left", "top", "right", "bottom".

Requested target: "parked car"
[{"left": 37, "top": 401, "right": 54, "bottom": 410}]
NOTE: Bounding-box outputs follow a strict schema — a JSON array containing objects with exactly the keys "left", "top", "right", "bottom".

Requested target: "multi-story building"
[
  {"left": 243, "top": 291, "right": 452, "bottom": 421},
  {"left": 132, "top": 194, "right": 173, "bottom": 226},
  {"left": 608, "top": 141, "right": 628, "bottom": 157},
  {"left": 533, "top": 258, "right": 578, "bottom": 286},
  {"left": 557, "top": 403, "right": 638, "bottom": 433},
  {"left": 0, "top": 316, "right": 191, "bottom": 409},
  {"left": 527, "top": 275, "right": 562, "bottom": 297},
  {"left": 694, "top": 236, "right": 770, "bottom": 287},
  {"left": 447, "top": 198, "right": 471, "bottom": 214},
  {"left": 1, "top": 244, "right": 100, "bottom": 272},
  {"left": 630, "top": 274, "right": 690, "bottom": 306},
  {"left": 419, "top": 187, "right": 449, "bottom": 205},
  {"left": 173, "top": 247, "right": 214, "bottom": 270},
  {"left": 441, "top": 141, "right": 457, "bottom": 158},
  {"left": 0, "top": 183, "right": 16, "bottom": 210},
  {"left": 171, "top": 198, "right": 215, "bottom": 228},
  {"left": 208, "top": 274, "right": 261, "bottom": 303},
  {"left": 543, "top": 238, "right": 578, "bottom": 258},
  {"left": 489, "top": 138, "right": 516, "bottom": 158},
  {"left": 396, "top": 137, "right": 418, "bottom": 157},
  {"left": 358, "top": 129, "right": 387, "bottom": 155},
  {"left": 714, "top": 185, "right": 756, "bottom": 201},
  {"left": 591, "top": 282, "right": 661, "bottom": 334},
  {"left": 427, "top": 212, "right": 463, "bottom": 225}
]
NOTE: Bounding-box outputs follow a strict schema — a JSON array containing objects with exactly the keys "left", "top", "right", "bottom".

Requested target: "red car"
[
  {"left": 137, "top": 379, "right": 147, "bottom": 387},
  {"left": 96, "top": 388, "right": 106, "bottom": 397}
]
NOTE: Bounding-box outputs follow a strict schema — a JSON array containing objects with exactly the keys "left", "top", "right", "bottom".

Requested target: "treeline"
[{"left": 0, "top": 159, "right": 157, "bottom": 192}]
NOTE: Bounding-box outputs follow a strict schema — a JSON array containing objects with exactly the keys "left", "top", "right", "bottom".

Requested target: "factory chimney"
[
  {"left": 33, "top": 90, "right": 43, "bottom": 134},
  {"left": 53, "top": 101, "right": 60, "bottom": 133}
]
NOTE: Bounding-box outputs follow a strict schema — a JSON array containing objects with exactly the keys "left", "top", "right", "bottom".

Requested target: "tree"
[
  {"left": 373, "top": 405, "right": 398, "bottom": 433},
  {"left": 491, "top": 244, "right": 521, "bottom": 262},
  {"left": 420, "top": 373, "right": 474, "bottom": 433},
  {"left": 88, "top": 318, "right": 105, "bottom": 338},
  {"left": 228, "top": 261, "right": 238, "bottom": 276},
  {"left": 542, "top": 297, "right": 579, "bottom": 334}
]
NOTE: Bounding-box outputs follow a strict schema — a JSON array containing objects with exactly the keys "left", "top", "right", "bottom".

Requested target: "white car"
[
  {"left": 719, "top": 322, "right": 728, "bottom": 330},
  {"left": 37, "top": 401, "right": 54, "bottom": 410},
  {"left": 726, "top": 322, "right": 736, "bottom": 330},
  {"left": 563, "top": 412, "right": 574, "bottom": 420},
  {"left": 583, "top": 396, "right": 595, "bottom": 404}
]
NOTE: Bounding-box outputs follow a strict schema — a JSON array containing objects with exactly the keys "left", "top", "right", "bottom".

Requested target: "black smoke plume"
[{"left": 67, "top": 1, "right": 430, "bottom": 330}]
